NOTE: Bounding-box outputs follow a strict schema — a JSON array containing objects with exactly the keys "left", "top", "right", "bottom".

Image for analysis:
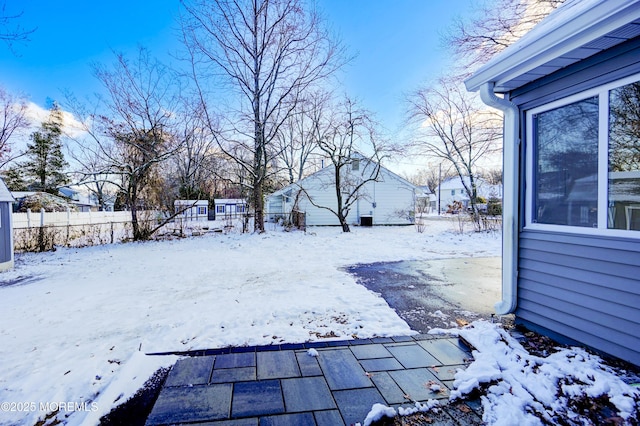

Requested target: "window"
[
  {"left": 532, "top": 96, "right": 599, "bottom": 227},
  {"left": 352, "top": 159, "right": 360, "bottom": 171},
  {"left": 451, "top": 190, "right": 455, "bottom": 196},
  {"left": 526, "top": 75, "right": 640, "bottom": 234},
  {"left": 197, "top": 206, "right": 207, "bottom": 215},
  {"left": 236, "top": 204, "right": 246, "bottom": 213},
  {"left": 216, "top": 205, "right": 225, "bottom": 214},
  {"left": 608, "top": 81, "right": 640, "bottom": 230}
]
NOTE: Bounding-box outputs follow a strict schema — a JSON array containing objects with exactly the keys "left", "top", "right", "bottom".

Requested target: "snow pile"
[
  {"left": 362, "top": 403, "right": 397, "bottom": 426},
  {"left": 430, "top": 321, "right": 640, "bottom": 425},
  {"left": 397, "top": 399, "right": 440, "bottom": 416}
]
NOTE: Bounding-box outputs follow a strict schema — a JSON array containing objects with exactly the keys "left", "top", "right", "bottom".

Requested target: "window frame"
[{"left": 525, "top": 72, "right": 640, "bottom": 238}]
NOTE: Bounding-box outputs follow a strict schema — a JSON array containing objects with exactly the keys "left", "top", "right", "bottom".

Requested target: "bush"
[{"left": 487, "top": 198, "right": 502, "bottom": 216}]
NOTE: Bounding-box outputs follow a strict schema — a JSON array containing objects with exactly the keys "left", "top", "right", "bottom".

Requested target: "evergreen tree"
[{"left": 23, "top": 102, "right": 69, "bottom": 193}]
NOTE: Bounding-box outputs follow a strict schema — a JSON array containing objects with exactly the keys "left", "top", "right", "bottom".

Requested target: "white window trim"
[{"left": 524, "top": 72, "right": 640, "bottom": 238}]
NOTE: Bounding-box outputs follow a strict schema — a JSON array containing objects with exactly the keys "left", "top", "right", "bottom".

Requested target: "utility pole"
[{"left": 437, "top": 162, "right": 441, "bottom": 215}]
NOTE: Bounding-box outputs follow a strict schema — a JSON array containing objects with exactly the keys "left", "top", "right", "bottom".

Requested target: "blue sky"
[{"left": 0, "top": 0, "right": 474, "bottom": 136}]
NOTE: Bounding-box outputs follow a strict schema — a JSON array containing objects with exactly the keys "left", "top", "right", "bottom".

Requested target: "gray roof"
[
  {"left": 0, "top": 178, "right": 14, "bottom": 202},
  {"left": 465, "top": 0, "right": 640, "bottom": 93}
]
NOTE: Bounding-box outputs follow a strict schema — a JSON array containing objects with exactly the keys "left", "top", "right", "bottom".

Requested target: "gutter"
[{"left": 479, "top": 82, "right": 519, "bottom": 315}]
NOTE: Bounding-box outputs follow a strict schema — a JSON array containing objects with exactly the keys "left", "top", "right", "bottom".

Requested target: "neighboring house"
[
  {"left": 0, "top": 178, "right": 14, "bottom": 272},
  {"left": 59, "top": 187, "right": 115, "bottom": 212},
  {"left": 174, "top": 200, "right": 209, "bottom": 221},
  {"left": 465, "top": 0, "right": 640, "bottom": 365},
  {"left": 213, "top": 199, "right": 248, "bottom": 219},
  {"left": 437, "top": 176, "right": 502, "bottom": 212},
  {"left": 266, "top": 157, "right": 417, "bottom": 226}
]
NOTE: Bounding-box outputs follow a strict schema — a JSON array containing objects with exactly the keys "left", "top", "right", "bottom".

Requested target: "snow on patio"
[
  {"left": 0, "top": 219, "right": 499, "bottom": 425},
  {"left": 364, "top": 322, "right": 640, "bottom": 426}
]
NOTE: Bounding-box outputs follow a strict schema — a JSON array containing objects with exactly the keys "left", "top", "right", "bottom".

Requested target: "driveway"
[{"left": 346, "top": 257, "right": 503, "bottom": 332}]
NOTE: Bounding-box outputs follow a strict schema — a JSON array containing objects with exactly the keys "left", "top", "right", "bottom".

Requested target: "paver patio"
[{"left": 146, "top": 335, "right": 483, "bottom": 425}]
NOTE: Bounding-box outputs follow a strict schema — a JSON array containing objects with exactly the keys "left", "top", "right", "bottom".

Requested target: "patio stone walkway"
[{"left": 146, "top": 335, "right": 483, "bottom": 425}]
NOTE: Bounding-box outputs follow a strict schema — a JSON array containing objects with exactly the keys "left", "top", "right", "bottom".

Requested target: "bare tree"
[
  {"left": 444, "top": 0, "right": 565, "bottom": 72},
  {"left": 180, "top": 0, "right": 344, "bottom": 232},
  {"left": 0, "top": 86, "right": 29, "bottom": 168},
  {"left": 67, "top": 48, "right": 184, "bottom": 240},
  {"left": 408, "top": 78, "right": 502, "bottom": 228},
  {"left": 298, "top": 95, "right": 385, "bottom": 232},
  {"left": 0, "top": 1, "right": 36, "bottom": 52},
  {"left": 168, "top": 99, "right": 220, "bottom": 201},
  {"left": 274, "top": 94, "right": 321, "bottom": 184}
]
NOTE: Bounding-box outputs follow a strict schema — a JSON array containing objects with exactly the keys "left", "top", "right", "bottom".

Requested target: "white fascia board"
[{"left": 465, "top": 0, "right": 640, "bottom": 93}]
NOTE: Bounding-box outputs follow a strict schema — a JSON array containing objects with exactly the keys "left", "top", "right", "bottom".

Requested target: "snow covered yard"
[{"left": 0, "top": 218, "right": 499, "bottom": 425}]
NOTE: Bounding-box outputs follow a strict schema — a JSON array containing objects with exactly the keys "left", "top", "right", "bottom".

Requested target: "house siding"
[
  {"left": 0, "top": 202, "right": 12, "bottom": 270},
  {"left": 268, "top": 163, "right": 416, "bottom": 226},
  {"left": 517, "top": 230, "right": 640, "bottom": 365},
  {"left": 512, "top": 36, "right": 640, "bottom": 365}
]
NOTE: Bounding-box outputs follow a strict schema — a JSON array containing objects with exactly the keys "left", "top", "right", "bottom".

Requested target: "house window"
[
  {"left": 526, "top": 74, "right": 640, "bottom": 234},
  {"left": 216, "top": 205, "right": 225, "bottom": 214},
  {"left": 236, "top": 204, "right": 245, "bottom": 213},
  {"left": 532, "top": 96, "right": 599, "bottom": 227},
  {"left": 608, "top": 81, "right": 640, "bottom": 231},
  {"left": 352, "top": 159, "right": 360, "bottom": 171},
  {"left": 451, "top": 190, "right": 455, "bottom": 196},
  {"left": 197, "top": 206, "right": 207, "bottom": 215}
]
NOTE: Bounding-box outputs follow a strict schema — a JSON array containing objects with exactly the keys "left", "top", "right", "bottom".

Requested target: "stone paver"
[
  {"left": 258, "top": 350, "right": 300, "bottom": 379},
  {"left": 214, "top": 352, "right": 255, "bottom": 369},
  {"left": 350, "top": 343, "right": 393, "bottom": 360},
  {"left": 282, "top": 377, "right": 336, "bottom": 412},
  {"left": 232, "top": 379, "right": 285, "bottom": 417},
  {"left": 260, "top": 412, "right": 316, "bottom": 426},
  {"left": 316, "top": 348, "right": 373, "bottom": 390},
  {"left": 146, "top": 384, "right": 232, "bottom": 425},
  {"left": 333, "top": 387, "right": 386, "bottom": 426},
  {"left": 390, "top": 368, "right": 448, "bottom": 401},
  {"left": 163, "top": 355, "right": 214, "bottom": 387},
  {"left": 418, "top": 339, "right": 471, "bottom": 365},
  {"left": 145, "top": 336, "right": 476, "bottom": 426},
  {"left": 386, "top": 343, "right": 441, "bottom": 368},
  {"left": 296, "top": 351, "right": 323, "bottom": 376}
]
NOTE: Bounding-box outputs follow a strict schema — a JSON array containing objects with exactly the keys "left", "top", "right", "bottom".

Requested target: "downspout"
[{"left": 479, "top": 82, "right": 519, "bottom": 315}]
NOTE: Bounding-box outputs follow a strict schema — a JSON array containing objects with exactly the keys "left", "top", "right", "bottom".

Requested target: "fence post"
[
  {"left": 66, "top": 207, "right": 71, "bottom": 245},
  {"left": 110, "top": 221, "right": 114, "bottom": 244},
  {"left": 40, "top": 208, "right": 45, "bottom": 227},
  {"left": 27, "top": 208, "right": 31, "bottom": 228}
]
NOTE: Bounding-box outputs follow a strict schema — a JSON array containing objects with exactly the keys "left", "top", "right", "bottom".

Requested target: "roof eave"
[{"left": 465, "top": 0, "right": 640, "bottom": 93}]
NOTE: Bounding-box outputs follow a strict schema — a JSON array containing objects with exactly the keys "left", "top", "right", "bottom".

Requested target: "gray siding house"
[
  {"left": 465, "top": 0, "right": 640, "bottom": 365},
  {"left": 0, "top": 178, "right": 15, "bottom": 272}
]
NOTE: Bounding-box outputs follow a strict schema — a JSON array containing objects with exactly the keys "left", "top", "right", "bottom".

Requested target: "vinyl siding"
[
  {"left": 517, "top": 230, "right": 640, "bottom": 365},
  {"left": 0, "top": 202, "right": 12, "bottom": 269},
  {"left": 512, "top": 36, "right": 640, "bottom": 366},
  {"left": 270, "top": 163, "right": 416, "bottom": 226}
]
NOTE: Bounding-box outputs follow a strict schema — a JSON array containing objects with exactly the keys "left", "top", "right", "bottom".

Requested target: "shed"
[
  {"left": 213, "top": 199, "right": 248, "bottom": 219},
  {"left": 0, "top": 178, "right": 15, "bottom": 272},
  {"left": 174, "top": 200, "right": 209, "bottom": 221},
  {"left": 266, "top": 155, "right": 417, "bottom": 226},
  {"left": 465, "top": 0, "right": 640, "bottom": 365}
]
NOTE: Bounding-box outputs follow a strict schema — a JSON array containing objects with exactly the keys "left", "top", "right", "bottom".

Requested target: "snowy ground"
[
  {"left": 0, "top": 217, "right": 500, "bottom": 426},
  {"left": 364, "top": 322, "right": 640, "bottom": 426}
]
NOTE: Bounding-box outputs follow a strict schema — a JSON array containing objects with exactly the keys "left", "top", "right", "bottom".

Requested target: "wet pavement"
[{"left": 346, "top": 257, "right": 502, "bottom": 333}]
